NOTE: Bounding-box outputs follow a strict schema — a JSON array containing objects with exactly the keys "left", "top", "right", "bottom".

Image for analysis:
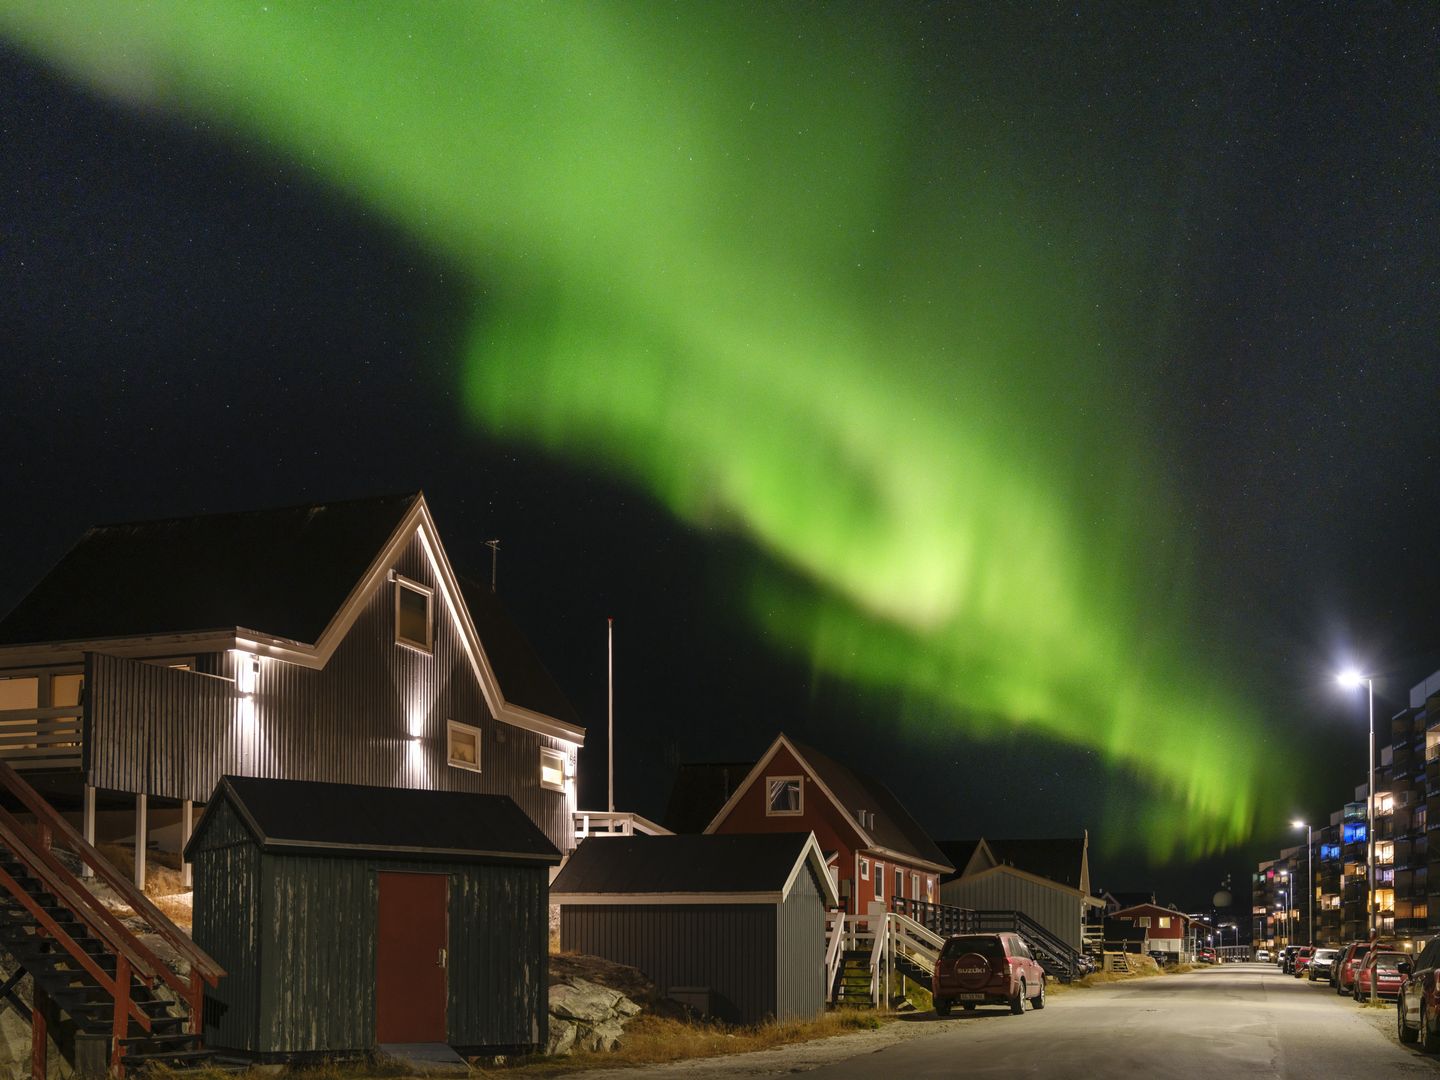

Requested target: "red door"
[{"left": 376, "top": 872, "right": 449, "bottom": 1043}]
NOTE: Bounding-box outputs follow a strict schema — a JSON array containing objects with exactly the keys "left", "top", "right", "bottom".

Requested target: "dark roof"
[
  {"left": 662, "top": 762, "right": 755, "bottom": 834},
  {"left": 981, "top": 838, "right": 1086, "bottom": 889},
  {"left": 187, "top": 775, "right": 561, "bottom": 864},
  {"left": 934, "top": 839, "right": 988, "bottom": 883},
  {"left": 456, "top": 573, "right": 581, "bottom": 728},
  {"left": 790, "top": 740, "right": 953, "bottom": 872},
  {"left": 1105, "top": 890, "right": 1158, "bottom": 909},
  {"left": 0, "top": 493, "right": 419, "bottom": 645},
  {"left": 551, "top": 833, "right": 814, "bottom": 895}
]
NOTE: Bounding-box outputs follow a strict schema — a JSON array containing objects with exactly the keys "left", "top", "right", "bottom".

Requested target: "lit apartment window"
[
  {"left": 446, "top": 720, "right": 480, "bottom": 772},
  {"left": 1376, "top": 841, "right": 1395, "bottom": 865},
  {"left": 766, "top": 776, "right": 803, "bottom": 816},
  {"left": 395, "top": 576, "right": 434, "bottom": 651},
  {"left": 1377, "top": 793, "right": 1394, "bottom": 815},
  {"left": 539, "top": 747, "right": 566, "bottom": 792}
]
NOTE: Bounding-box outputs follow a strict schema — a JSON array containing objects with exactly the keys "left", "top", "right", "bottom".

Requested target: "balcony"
[
  {"left": 0, "top": 704, "right": 83, "bottom": 772},
  {"left": 572, "top": 810, "right": 672, "bottom": 848}
]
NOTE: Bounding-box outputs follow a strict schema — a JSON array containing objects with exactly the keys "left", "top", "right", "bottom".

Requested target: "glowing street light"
[
  {"left": 1292, "top": 820, "right": 1313, "bottom": 946},
  {"left": 1336, "top": 669, "right": 1376, "bottom": 939}
]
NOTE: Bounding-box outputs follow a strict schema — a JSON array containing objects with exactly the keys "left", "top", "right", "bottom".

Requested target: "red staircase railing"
[{"left": 0, "top": 761, "right": 223, "bottom": 1075}]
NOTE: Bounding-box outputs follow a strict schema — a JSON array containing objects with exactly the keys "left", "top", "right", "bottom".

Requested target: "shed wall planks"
[
  {"left": 774, "top": 865, "right": 826, "bottom": 1021},
  {"left": 560, "top": 905, "right": 778, "bottom": 1024},
  {"left": 85, "top": 531, "right": 573, "bottom": 851},
  {"left": 189, "top": 800, "right": 262, "bottom": 1052},
  {"left": 939, "top": 869, "right": 1087, "bottom": 950}
]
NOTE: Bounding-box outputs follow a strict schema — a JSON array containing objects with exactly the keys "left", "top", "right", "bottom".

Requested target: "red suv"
[
  {"left": 1336, "top": 941, "right": 1374, "bottom": 994},
  {"left": 933, "top": 932, "right": 1047, "bottom": 1016},
  {"left": 1398, "top": 938, "right": 1440, "bottom": 1050}
]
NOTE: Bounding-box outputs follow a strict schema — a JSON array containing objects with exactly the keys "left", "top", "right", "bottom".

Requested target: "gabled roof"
[
  {"left": 0, "top": 492, "right": 584, "bottom": 743},
  {"left": 935, "top": 839, "right": 996, "bottom": 882},
  {"left": 983, "top": 838, "right": 1087, "bottom": 889},
  {"left": 0, "top": 493, "right": 419, "bottom": 645},
  {"left": 550, "top": 832, "right": 839, "bottom": 906},
  {"left": 1110, "top": 903, "right": 1190, "bottom": 923},
  {"left": 702, "top": 734, "right": 953, "bottom": 875},
  {"left": 185, "top": 775, "right": 562, "bottom": 865},
  {"left": 662, "top": 762, "right": 755, "bottom": 834}
]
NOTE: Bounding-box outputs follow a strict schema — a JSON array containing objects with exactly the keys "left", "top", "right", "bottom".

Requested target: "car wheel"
[
  {"left": 1010, "top": 979, "right": 1026, "bottom": 1015},
  {"left": 1421, "top": 998, "right": 1440, "bottom": 1054},
  {"left": 1032, "top": 976, "right": 1046, "bottom": 1010},
  {"left": 1400, "top": 996, "right": 1418, "bottom": 1044},
  {"left": 935, "top": 1000, "right": 951, "bottom": 1017}
]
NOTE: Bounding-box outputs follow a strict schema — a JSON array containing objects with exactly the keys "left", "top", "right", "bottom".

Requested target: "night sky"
[{"left": 2, "top": 3, "right": 1437, "bottom": 917}]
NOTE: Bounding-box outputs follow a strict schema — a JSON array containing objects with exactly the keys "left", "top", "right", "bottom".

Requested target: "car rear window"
[
  {"left": 1351, "top": 944, "right": 1372, "bottom": 959},
  {"left": 942, "top": 936, "right": 1005, "bottom": 960},
  {"left": 1374, "top": 953, "right": 1404, "bottom": 972}
]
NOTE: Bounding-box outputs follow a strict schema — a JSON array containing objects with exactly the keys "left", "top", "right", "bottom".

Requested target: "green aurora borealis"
[{"left": 1, "top": 2, "right": 1287, "bottom": 856}]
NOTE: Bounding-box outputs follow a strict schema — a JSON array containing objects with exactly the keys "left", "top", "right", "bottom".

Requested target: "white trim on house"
[
  {"left": 700, "top": 733, "right": 951, "bottom": 874},
  {"left": 446, "top": 719, "right": 482, "bottom": 772},
  {"left": 0, "top": 495, "right": 586, "bottom": 747}
]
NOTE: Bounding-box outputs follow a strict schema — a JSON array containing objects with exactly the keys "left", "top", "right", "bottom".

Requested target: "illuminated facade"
[{"left": 0, "top": 493, "right": 585, "bottom": 880}]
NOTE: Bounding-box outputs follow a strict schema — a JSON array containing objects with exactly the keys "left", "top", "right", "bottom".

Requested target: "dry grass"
[
  {"left": 138, "top": 1056, "right": 413, "bottom": 1080},
  {"left": 478, "top": 1010, "right": 887, "bottom": 1075},
  {"left": 89, "top": 843, "right": 194, "bottom": 929}
]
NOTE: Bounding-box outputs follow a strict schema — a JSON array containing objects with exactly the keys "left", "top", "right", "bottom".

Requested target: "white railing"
[
  {"left": 823, "top": 910, "right": 946, "bottom": 1006},
  {"left": 572, "top": 810, "right": 672, "bottom": 845},
  {"left": 0, "top": 706, "right": 83, "bottom": 771},
  {"left": 824, "top": 910, "right": 846, "bottom": 1000}
]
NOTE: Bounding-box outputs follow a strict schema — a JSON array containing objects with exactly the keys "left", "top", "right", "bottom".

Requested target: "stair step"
[
  {"left": 120, "top": 1032, "right": 200, "bottom": 1048},
  {"left": 120, "top": 1049, "right": 214, "bottom": 1067}
]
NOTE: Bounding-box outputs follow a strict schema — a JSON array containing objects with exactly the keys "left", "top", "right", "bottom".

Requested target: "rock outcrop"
[{"left": 545, "top": 977, "right": 642, "bottom": 1055}]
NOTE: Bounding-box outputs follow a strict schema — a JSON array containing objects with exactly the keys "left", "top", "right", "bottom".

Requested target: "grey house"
[
  {"left": 551, "top": 832, "right": 838, "bottom": 1024},
  {"left": 186, "top": 775, "right": 560, "bottom": 1058},
  {"left": 0, "top": 492, "right": 585, "bottom": 884},
  {"left": 937, "top": 836, "right": 1103, "bottom": 951}
]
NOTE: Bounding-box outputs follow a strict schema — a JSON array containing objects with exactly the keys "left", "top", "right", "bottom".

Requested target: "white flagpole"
[{"left": 607, "top": 616, "right": 615, "bottom": 813}]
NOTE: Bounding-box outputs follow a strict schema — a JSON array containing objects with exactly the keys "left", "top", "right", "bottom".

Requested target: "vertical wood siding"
[
  {"left": 190, "top": 801, "right": 262, "bottom": 1052},
  {"left": 192, "top": 807, "right": 548, "bottom": 1055},
  {"left": 86, "top": 531, "right": 573, "bottom": 851},
  {"left": 774, "top": 867, "right": 826, "bottom": 1021},
  {"left": 939, "top": 871, "right": 1086, "bottom": 950},
  {"left": 560, "top": 905, "right": 777, "bottom": 1024}
]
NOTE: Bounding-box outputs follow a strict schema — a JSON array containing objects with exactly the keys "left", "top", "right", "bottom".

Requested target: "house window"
[
  {"left": 765, "top": 776, "right": 803, "bottom": 816},
  {"left": 539, "top": 747, "right": 566, "bottom": 792},
  {"left": 1158, "top": 916, "right": 1171, "bottom": 929},
  {"left": 911, "top": 872, "right": 920, "bottom": 900},
  {"left": 447, "top": 720, "right": 480, "bottom": 772},
  {"left": 875, "top": 862, "right": 884, "bottom": 899},
  {"left": 895, "top": 868, "right": 903, "bottom": 898},
  {"left": 926, "top": 876, "right": 934, "bottom": 903},
  {"left": 395, "top": 576, "right": 434, "bottom": 651},
  {"left": 0, "top": 677, "right": 38, "bottom": 711},
  {"left": 1137, "top": 917, "right": 1151, "bottom": 928},
  {"left": 859, "top": 857, "right": 870, "bottom": 881}
]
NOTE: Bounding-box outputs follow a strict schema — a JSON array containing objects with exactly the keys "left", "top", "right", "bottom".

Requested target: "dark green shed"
[{"left": 184, "top": 776, "right": 560, "bottom": 1059}]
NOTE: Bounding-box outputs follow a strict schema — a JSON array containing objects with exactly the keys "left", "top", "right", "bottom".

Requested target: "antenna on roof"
[{"left": 485, "top": 539, "right": 500, "bottom": 592}]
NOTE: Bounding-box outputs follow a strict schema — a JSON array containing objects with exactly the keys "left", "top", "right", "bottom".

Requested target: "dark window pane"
[{"left": 398, "top": 584, "right": 430, "bottom": 646}]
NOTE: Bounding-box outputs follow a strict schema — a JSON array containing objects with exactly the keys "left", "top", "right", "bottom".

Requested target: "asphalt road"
[
  {"left": 576, "top": 962, "right": 1440, "bottom": 1079},
  {"left": 806, "top": 962, "right": 1438, "bottom": 1080}
]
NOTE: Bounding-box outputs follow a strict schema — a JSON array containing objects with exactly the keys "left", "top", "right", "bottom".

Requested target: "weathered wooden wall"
[
  {"left": 560, "top": 904, "right": 779, "bottom": 1024},
  {"left": 86, "top": 531, "right": 574, "bottom": 851},
  {"left": 191, "top": 802, "right": 549, "bottom": 1055}
]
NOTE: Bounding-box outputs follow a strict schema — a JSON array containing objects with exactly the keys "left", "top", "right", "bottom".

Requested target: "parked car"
[
  {"left": 1307, "top": 947, "right": 1340, "bottom": 982},
  {"left": 1281, "top": 945, "right": 1304, "bottom": 974},
  {"left": 1293, "top": 946, "right": 1316, "bottom": 977},
  {"left": 1353, "top": 950, "right": 1407, "bottom": 1001},
  {"left": 1148, "top": 949, "right": 1173, "bottom": 968},
  {"left": 1397, "top": 939, "right": 1440, "bottom": 1051},
  {"left": 1197, "top": 947, "right": 1217, "bottom": 964},
  {"left": 1336, "top": 941, "right": 1374, "bottom": 994},
  {"left": 1255, "top": 949, "right": 1272, "bottom": 962},
  {"left": 932, "top": 932, "right": 1047, "bottom": 1016}
]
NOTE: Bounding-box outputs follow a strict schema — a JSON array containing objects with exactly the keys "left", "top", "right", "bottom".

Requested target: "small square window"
[
  {"left": 765, "top": 776, "right": 803, "bottom": 816},
  {"left": 540, "top": 747, "right": 566, "bottom": 792},
  {"left": 447, "top": 720, "right": 480, "bottom": 772},
  {"left": 395, "top": 577, "right": 434, "bottom": 651}
]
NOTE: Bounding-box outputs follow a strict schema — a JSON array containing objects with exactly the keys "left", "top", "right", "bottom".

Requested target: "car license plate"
[{"left": 957, "top": 993, "right": 985, "bottom": 1001}]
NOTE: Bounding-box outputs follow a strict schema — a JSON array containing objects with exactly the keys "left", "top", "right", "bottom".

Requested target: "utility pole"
[
  {"left": 485, "top": 539, "right": 500, "bottom": 591},
  {"left": 607, "top": 617, "right": 615, "bottom": 813}
]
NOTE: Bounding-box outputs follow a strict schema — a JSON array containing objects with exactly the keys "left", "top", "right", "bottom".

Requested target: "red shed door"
[{"left": 376, "top": 872, "right": 449, "bottom": 1043}]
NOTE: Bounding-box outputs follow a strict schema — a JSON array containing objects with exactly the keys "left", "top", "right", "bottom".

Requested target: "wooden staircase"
[
  {"left": 1105, "top": 951, "right": 1131, "bottom": 974},
  {"left": 0, "top": 761, "right": 225, "bottom": 1078},
  {"left": 834, "top": 950, "right": 875, "bottom": 1007}
]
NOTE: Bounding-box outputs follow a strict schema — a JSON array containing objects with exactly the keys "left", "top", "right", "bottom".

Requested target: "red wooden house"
[
  {"left": 702, "top": 734, "right": 952, "bottom": 915},
  {"left": 1108, "top": 902, "right": 1191, "bottom": 959}
]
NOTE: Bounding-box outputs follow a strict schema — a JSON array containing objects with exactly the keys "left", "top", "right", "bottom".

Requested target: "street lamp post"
[
  {"left": 1337, "top": 670, "right": 1376, "bottom": 940},
  {"left": 1292, "top": 820, "right": 1314, "bottom": 945}
]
